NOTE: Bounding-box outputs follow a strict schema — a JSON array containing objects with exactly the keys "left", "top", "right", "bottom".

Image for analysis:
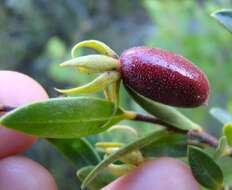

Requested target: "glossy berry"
[{"left": 120, "top": 47, "right": 209, "bottom": 107}]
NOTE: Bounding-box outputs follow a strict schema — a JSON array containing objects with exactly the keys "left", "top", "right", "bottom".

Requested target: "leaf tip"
[
  {"left": 81, "top": 183, "right": 87, "bottom": 190},
  {"left": 210, "top": 10, "right": 218, "bottom": 18},
  {"left": 54, "top": 87, "right": 64, "bottom": 94},
  {"left": 54, "top": 87, "right": 74, "bottom": 95},
  {"left": 76, "top": 170, "right": 81, "bottom": 178},
  {"left": 210, "top": 12, "right": 216, "bottom": 18}
]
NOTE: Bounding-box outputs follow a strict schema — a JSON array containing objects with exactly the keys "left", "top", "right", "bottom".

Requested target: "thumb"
[
  {"left": 102, "top": 157, "right": 200, "bottom": 190},
  {"left": 0, "top": 70, "right": 48, "bottom": 158}
]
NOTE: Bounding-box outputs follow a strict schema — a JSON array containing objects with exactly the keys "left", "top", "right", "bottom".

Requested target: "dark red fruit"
[{"left": 120, "top": 47, "right": 209, "bottom": 107}]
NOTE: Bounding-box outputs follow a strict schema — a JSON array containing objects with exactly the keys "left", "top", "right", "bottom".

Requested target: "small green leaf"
[
  {"left": 210, "top": 108, "right": 232, "bottom": 124},
  {"left": 0, "top": 97, "right": 125, "bottom": 138},
  {"left": 223, "top": 124, "right": 232, "bottom": 146},
  {"left": 47, "top": 138, "right": 101, "bottom": 169},
  {"left": 82, "top": 129, "right": 167, "bottom": 189},
  {"left": 77, "top": 166, "right": 117, "bottom": 190},
  {"left": 126, "top": 86, "right": 201, "bottom": 131},
  {"left": 141, "top": 133, "right": 187, "bottom": 158},
  {"left": 188, "top": 146, "right": 224, "bottom": 189},
  {"left": 211, "top": 9, "right": 232, "bottom": 33}
]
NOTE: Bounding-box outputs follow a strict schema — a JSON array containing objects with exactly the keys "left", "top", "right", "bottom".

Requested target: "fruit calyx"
[{"left": 56, "top": 40, "right": 122, "bottom": 104}]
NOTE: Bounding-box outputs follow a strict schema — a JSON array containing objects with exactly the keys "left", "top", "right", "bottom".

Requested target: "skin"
[
  {"left": 102, "top": 158, "right": 200, "bottom": 190},
  {"left": 0, "top": 71, "right": 200, "bottom": 190},
  {"left": 0, "top": 156, "right": 57, "bottom": 190},
  {"left": 0, "top": 71, "right": 48, "bottom": 158},
  {"left": 0, "top": 71, "right": 57, "bottom": 190}
]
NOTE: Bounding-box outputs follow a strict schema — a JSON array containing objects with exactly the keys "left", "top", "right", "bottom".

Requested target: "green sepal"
[
  {"left": 55, "top": 71, "right": 120, "bottom": 95},
  {"left": 60, "top": 54, "right": 120, "bottom": 73},
  {"left": 71, "top": 40, "right": 118, "bottom": 58}
]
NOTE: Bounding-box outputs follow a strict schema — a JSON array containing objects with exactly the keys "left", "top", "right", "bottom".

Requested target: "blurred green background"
[{"left": 1, "top": 0, "right": 232, "bottom": 189}]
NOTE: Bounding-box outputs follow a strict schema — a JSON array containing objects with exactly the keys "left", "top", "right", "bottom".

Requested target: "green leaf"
[
  {"left": 47, "top": 138, "right": 101, "bottom": 169},
  {"left": 125, "top": 86, "right": 201, "bottom": 131},
  {"left": 141, "top": 133, "right": 187, "bottom": 158},
  {"left": 223, "top": 124, "right": 232, "bottom": 146},
  {"left": 77, "top": 166, "right": 117, "bottom": 190},
  {"left": 188, "top": 146, "right": 224, "bottom": 189},
  {"left": 210, "top": 108, "right": 232, "bottom": 124},
  {"left": 0, "top": 97, "right": 125, "bottom": 138},
  {"left": 211, "top": 9, "right": 232, "bottom": 33},
  {"left": 81, "top": 129, "right": 167, "bottom": 189}
]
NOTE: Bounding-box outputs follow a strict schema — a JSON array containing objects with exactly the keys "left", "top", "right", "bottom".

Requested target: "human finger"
[{"left": 0, "top": 71, "right": 48, "bottom": 158}]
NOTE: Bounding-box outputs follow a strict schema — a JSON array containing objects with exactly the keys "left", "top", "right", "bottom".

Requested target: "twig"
[
  {"left": 134, "top": 113, "right": 175, "bottom": 129},
  {"left": 187, "top": 130, "right": 218, "bottom": 148},
  {"left": 0, "top": 105, "right": 15, "bottom": 113},
  {"left": 133, "top": 112, "right": 232, "bottom": 156}
]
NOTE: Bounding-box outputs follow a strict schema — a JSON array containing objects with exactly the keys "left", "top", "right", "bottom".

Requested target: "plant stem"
[
  {"left": 131, "top": 112, "right": 232, "bottom": 155},
  {"left": 133, "top": 112, "right": 186, "bottom": 133},
  {"left": 187, "top": 130, "right": 218, "bottom": 148},
  {"left": 0, "top": 105, "right": 15, "bottom": 113}
]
